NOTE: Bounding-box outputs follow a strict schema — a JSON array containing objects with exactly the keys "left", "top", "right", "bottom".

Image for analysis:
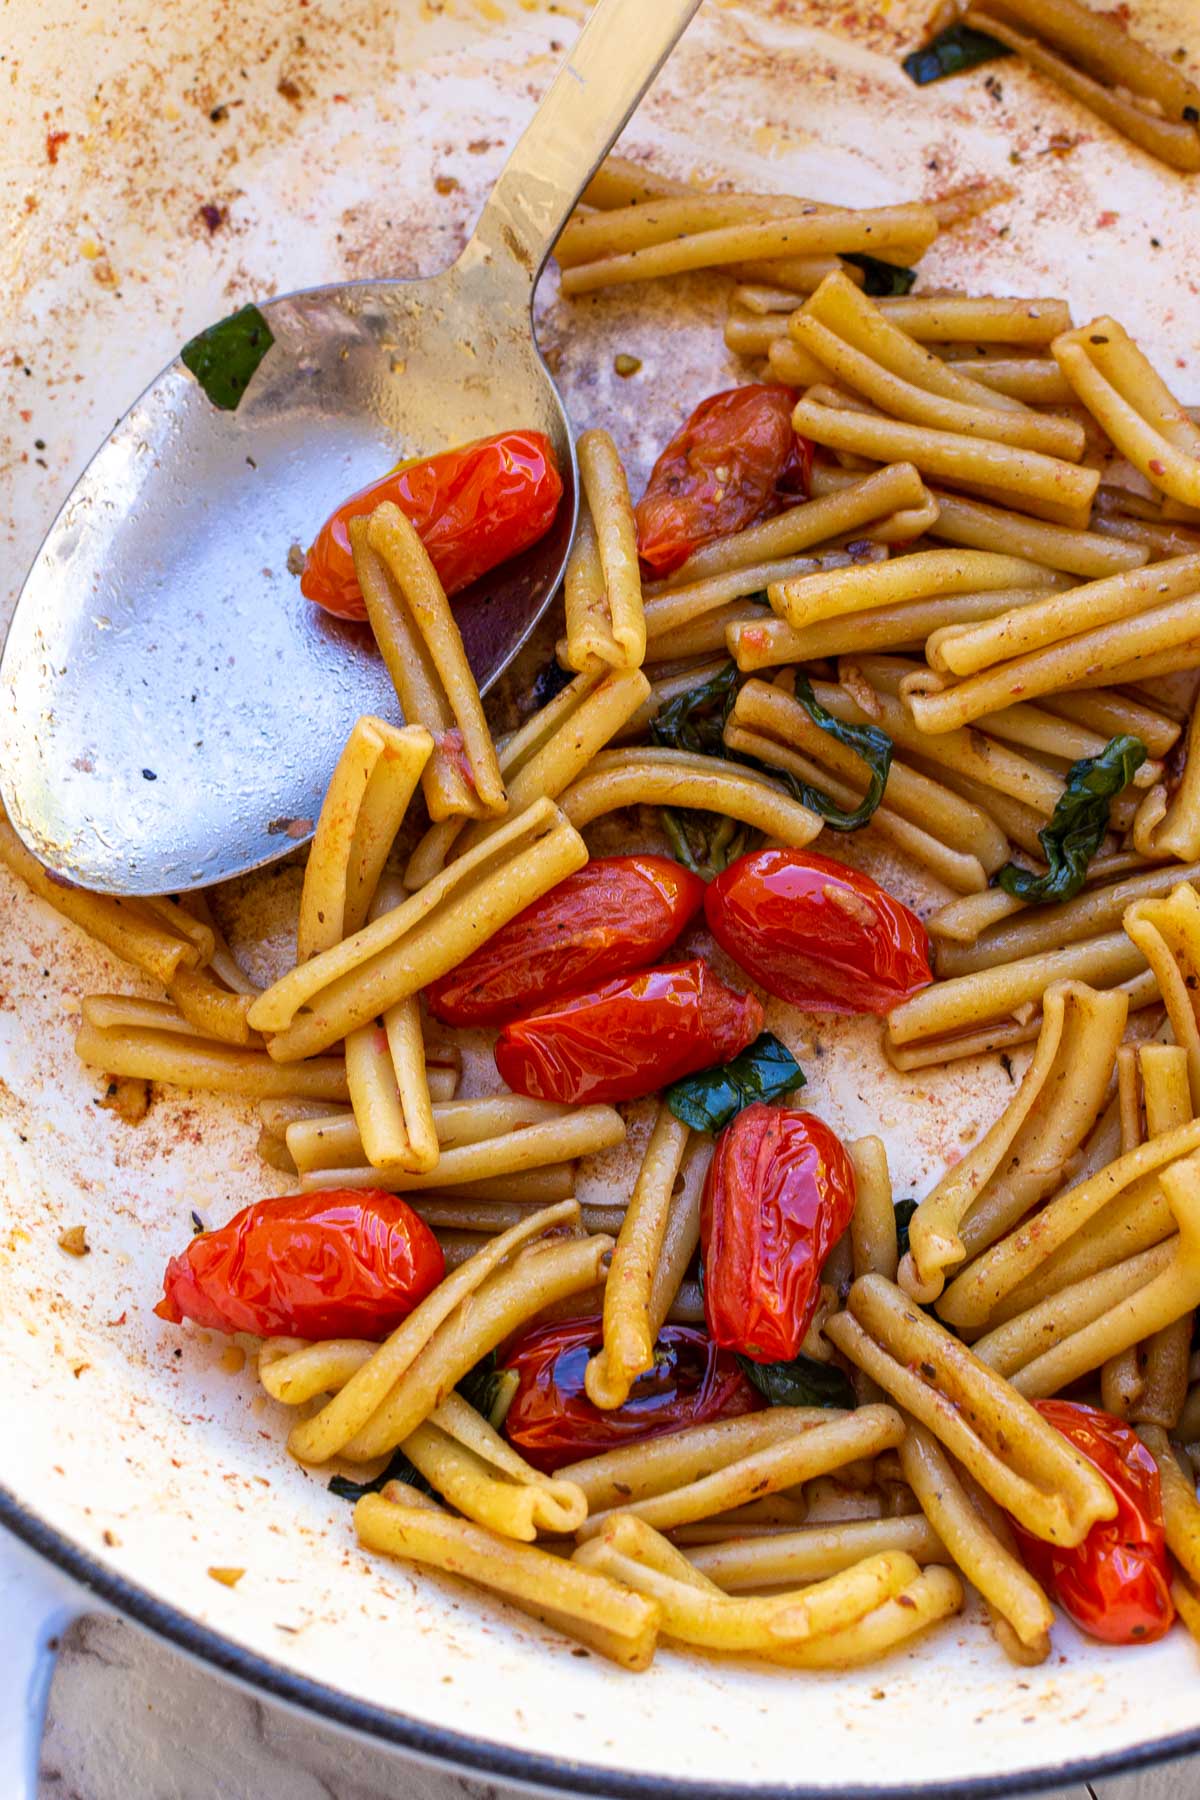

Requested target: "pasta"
[
  {"left": 355, "top": 1498, "right": 660, "bottom": 1669},
  {"left": 789, "top": 395, "right": 1099, "bottom": 526},
  {"left": 957, "top": 0, "right": 1200, "bottom": 172},
  {"left": 558, "top": 746, "right": 824, "bottom": 846},
  {"left": 573, "top": 430, "right": 646, "bottom": 669},
  {"left": 899, "top": 983, "right": 1127, "bottom": 1300},
  {"left": 296, "top": 718, "right": 433, "bottom": 961},
  {"left": 248, "top": 798, "right": 586, "bottom": 1056},
  {"left": 29, "top": 130, "right": 1200, "bottom": 1685},
  {"left": 896, "top": 1421, "right": 1053, "bottom": 1658},
  {"left": 770, "top": 547, "right": 1058, "bottom": 631},
  {"left": 406, "top": 661, "right": 649, "bottom": 885},
  {"left": 825, "top": 1277, "right": 1116, "bottom": 1544},
  {"left": 351, "top": 504, "right": 506, "bottom": 821},
  {"left": 577, "top": 1406, "right": 906, "bottom": 1538},
  {"left": 558, "top": 203, "right": 940, "bottom": 295},
  {"left": 586, "top": 1106, "right": 691, "bottom": 1410}
]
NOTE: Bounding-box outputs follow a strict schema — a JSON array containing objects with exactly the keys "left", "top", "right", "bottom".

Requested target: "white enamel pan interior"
[{"left": 2, "top": 0, "right": 1200, "bottom": 1792}]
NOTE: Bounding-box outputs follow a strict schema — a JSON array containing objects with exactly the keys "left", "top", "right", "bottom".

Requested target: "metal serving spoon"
[{"left": 0, "top": 0, "right": 701, "bottom": 896}]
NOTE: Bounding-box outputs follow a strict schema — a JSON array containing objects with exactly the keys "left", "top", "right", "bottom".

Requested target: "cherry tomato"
[
  {"left": 705, "top": 846, "right": 932, "bottom": 1014},
  {"left": 426, "top": 856, "right": 705, "bottom": 1028},
  {"left": 701, "top": 1103, "right": 856, "bottom": 1363},
  {"left": 493, "top": 959, "right": 763, "bottom": 1106},
  {"left": 501, "top": 1317, "right": 763, "bottom": 1472},
  {"left": 300, "top": 428, "right": 563, "bottom": 620},
  {"left": 1010, "top": 1400, "right": 1174, "bottom": 1646},
  {"left": 634, "top": 384, "right": 814, "bottom": 576},
  {"left": 154, "top": 1189, "right": 444, "bottom": 1340}
]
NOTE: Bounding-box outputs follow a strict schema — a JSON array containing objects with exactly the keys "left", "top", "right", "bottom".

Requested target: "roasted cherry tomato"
[
  {"left": 426, "top": 856, "right": 705, "bottom": 1028},
  {"left": 501, "top": 1317, "right": 763, "bottom": 1472},
  {"left": 154, "top": 1189, "right": 444, "bottom": 1340},
  {"left": 701, "top": 1103, "right": 856, "bottom": 1363},
  {"left": 1010, "top": 1400, "right": 1174, "bottom": 1647},
  {"left": 635, "top": 384, "right": 813, "bottom": 576},
  {"left": 300, "top": 428, "right": 563, "bottom": 620},
  {"left": 705, "top": 846, "right": 932, "bottom": 1014},
  {"left": 493, "top": 958, "right": 763, "bottom": 1105}
]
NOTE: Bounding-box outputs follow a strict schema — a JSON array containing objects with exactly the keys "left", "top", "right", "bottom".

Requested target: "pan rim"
[{"left": 5, "top": 1479, "right": 1196, "bottom": 1800}]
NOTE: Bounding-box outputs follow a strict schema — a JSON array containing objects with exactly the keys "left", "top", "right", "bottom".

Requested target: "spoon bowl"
[{"left": 0, "top": 0, "right": 700, "bottom": 895}]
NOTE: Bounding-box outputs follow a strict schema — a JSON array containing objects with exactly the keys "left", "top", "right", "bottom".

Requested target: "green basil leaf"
[
  {"left": 785, "top": 677, "right": 894, "bottom": 832},
  {"left": 456, "top": 1350, "right": 520, "bottom": 1430},
  {"left": 995, "top": 735, "right": 1147, "bottom": 905},
  {"left": 181, "top": 303, "right": 275, "bottom": 411},
  {"left": 330, "top": 1353, "right": 519, "bottom": 1501},
  {"left": 902, "top": 22, "right": 1011, "bottom": 85},
  {"left": 529, "top": 655, "right": 574, "bottom": 712},
  {"left": 842, "top": 255, "right": 919, "bottom": 297},
  {"left": 328, "top": 1447, "right": 435, "bottom": 1503},
  {"left": 736, "top": 1351, "right": 856, "bottom": 1410},
  {"left": 659, "top": 806, "right": 756, "bottom": 880},
  {"left": 650, "top": 661, "right": 740, "bottom": 757},
  {"left": 650, "top": 662, "right": 892, "bottom": 863},
  {"left": 894, "top": 1198, "right": 918, "bottom": 1261},
  {"left": 665, "top": 1031, "right": 806, "bottom": 1133},
  {"left": 652, "top": 665, "right": 751, "bottom": 877}
]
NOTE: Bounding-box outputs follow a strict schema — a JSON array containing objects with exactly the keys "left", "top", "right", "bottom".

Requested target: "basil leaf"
[
  {"left": 456, "top": 1350, "right": 520, "bottom": 1430},
  {"left": 651, "top": 661, "right": 892, "bottom": 861},
  {"left": 529, "top": 655, "right": 574, "bottom": 712},
  {"left": 328, "top": 1448, "right": 434, "bottom": 1503},
  {"left": 659, "top": 807, "right": 755, "bottom": 881},
  {"left": 652, "top": 665, "right": 748, "bottom": 877},
  {"left": 894, "top": 1198, "right": 919, "bottom": 1261},
  {"left": 842, "top": 255, "right": 918, "bottom": 297},
  {"left": 650, "top": 661, "right": 740, "bottom": 756},
  {"left": 786, "top": 677, "right": 894, "bottom": 832},
  {"left": 902, "top": 22, "right": 1011, "bottom": 85},
  {"left": 665, "top": 1031, "right": 806, "bottom": 1133},
  {"left": 330, "top": 1354, "right": 519, "bottom": 1501},
  {"left": 736, "top": 1351, "right": 856, "bottom": 1410},
  {"left": 181, "top": 303, "right": 275, "bottom": 411},
  {"left": 995, "top": 735, "right": 1147, "bottom": 905}
]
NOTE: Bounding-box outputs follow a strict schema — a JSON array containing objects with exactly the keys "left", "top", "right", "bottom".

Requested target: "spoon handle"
[{"left": 462, "top": 0, "right": 704, "bottom": 291}]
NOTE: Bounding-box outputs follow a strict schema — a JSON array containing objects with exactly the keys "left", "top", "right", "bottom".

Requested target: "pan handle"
[{"left": 0, "top": 1534, "right": 84, "bottom": 1797}]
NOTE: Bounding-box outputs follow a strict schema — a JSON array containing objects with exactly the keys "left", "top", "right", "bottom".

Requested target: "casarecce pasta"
[{"left": 18, "top": 125, "right": 1200, "bottom": 1677}]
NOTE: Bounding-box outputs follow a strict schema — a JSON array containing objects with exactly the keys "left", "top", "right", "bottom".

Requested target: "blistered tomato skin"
[
  {"left": 425, "top": 856, "right": 705, "bottom": 1028},
  {"left": 154, "top": 1189, "right": 444, "bottom": 1341},
  {"left": 1010, "top": 1400, "right": 1175, "bottom": 1646},
  {"left": 702, "top": 1103, "right": 857, "bottom": 1363},
  {"left": 635, "top": 384, "right": 814, "bottom": 576},
  {"left": 300, "top": 429, "right": 563, "bottom": 621},
  {"left": 704, "top": 846, "right": 932, "bottom": 1014},
  {"left": 501, "top": 1317, "right": 763, "bottom": 1472},
  {"left": 493, "top": 959, "right": 764, "bottom": 1106}
]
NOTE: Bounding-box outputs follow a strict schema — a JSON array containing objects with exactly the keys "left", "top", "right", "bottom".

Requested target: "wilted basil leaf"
[
  {"left": 842, "top": 255, "right": 919, "bottom": 296},
  {"left": 181, "top": 303, "right": 275, "bottom": 411},
  {"left": 328, "top": 1448, "right": 434, "bottom": 1503},
  {"left": 736, "top": 1351, "right": 856, "bottom": 1409},
  {"left": 786, "top": 677, "right": 894, "bottom": 832},
  {"left": 529, "top": 655, "right": 574, "bottom": 712},
  {"left": 653, "top": 664, "right": 750, "bottom": 876},
  {"left": 996, "top": 735, "right": 1147, "bottom": 905},
  {"left": 894, "top": 1198, "right": 919, "bottom": 1261},
  {"left": 665, "top": 1031, "right": 806, "bottom": 1133},
  {"left": 456, "top": 1350, "right": 520, "bottom": 1429},
  {"left": 902, "top": 22, "right": 1011, "bottom": 85},
  {"left": 650, "top": 661, "right": 740, "bottom": 757},
  {"left": 660, "top": 807, "right": 756, "bottom": 880}
]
